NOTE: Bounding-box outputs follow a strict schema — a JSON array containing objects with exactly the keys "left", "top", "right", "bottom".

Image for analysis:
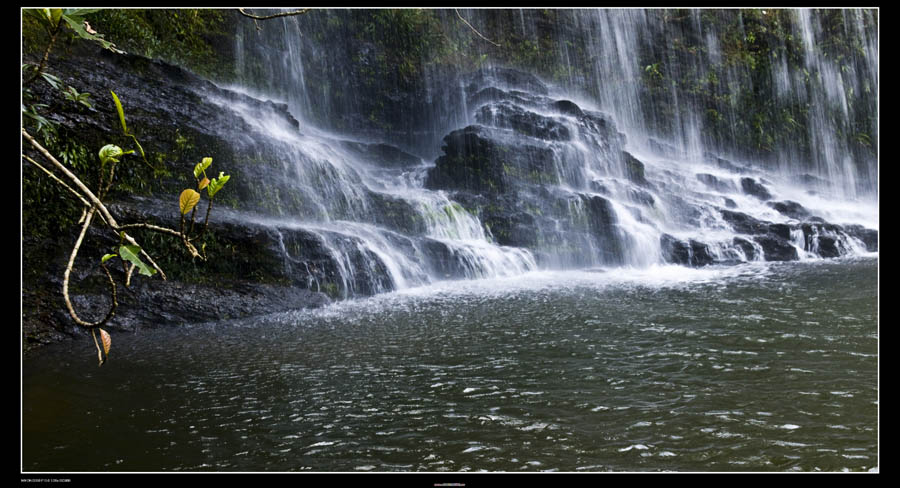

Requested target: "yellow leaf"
[
  {"left": 179, "top": 189, "right": 201, "bottom": 215},
  {"left": 198, "top": 177, "right": 210, "bottom": 190},
  {"left": 99, "top": 328, "right": 111, "bottom": 356}
]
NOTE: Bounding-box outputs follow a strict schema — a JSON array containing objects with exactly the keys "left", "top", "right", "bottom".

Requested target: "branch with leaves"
[
  {"left": 23, "top": 8, "right": 123, "bottom": 137},
  {"left": 23, "top": 8, "right": 123, "bottom": 87},
  {"left": 22, "top": 92, "right": 232, "bottom": 366}
]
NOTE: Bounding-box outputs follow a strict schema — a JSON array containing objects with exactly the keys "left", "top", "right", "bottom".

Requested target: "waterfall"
[{"left": 215, "top": 8, "right": 876, "bottom": 298}]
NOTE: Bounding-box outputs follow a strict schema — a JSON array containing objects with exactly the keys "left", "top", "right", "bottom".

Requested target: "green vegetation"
[
  {"left": 82, "top": 9, "right": 233, "bottom": 81},
  {"left": 635, "top": 8, "right": 876, "bottom": 162},
  {"left": 22, "top": 9, "right": 235, "bottom": 363}
]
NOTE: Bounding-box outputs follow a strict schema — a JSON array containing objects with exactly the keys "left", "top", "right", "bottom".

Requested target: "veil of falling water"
[{"left": 220, "top": 8, "right": 877, "bottom": 298}]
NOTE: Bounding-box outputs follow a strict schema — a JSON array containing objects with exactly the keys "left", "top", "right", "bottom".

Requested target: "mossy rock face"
[
  {"left": 426, "top": 125, "right": 557, "bottom": 195},
  {"left": 21, "top": 42, "right": 338, "bottom": 354}
]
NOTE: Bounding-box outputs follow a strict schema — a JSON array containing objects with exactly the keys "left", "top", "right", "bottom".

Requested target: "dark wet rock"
[
  {"left": 689, "top": 240, "right": 715, "bottom": 266},
  {"left": 767, "top": 200, "right": 811, "bottom": 220},
  {"left": 799, "top": 222, "right": 876, "bottom": 257},
  {"left": 815, "top": 235, "right": 841, "bottom": 258},
  {"left": 767, "top": 223, "right": 793, "bottom": 241},
  {"left": 340, "top": 141, "right": 423, "bottom": 168},
  {"left": 660, "top": 233, "right": 691, "bottom": 265},
  {"left": 622, "top": 151, "right": 650, "bottom": 187},
  {"left": 21, "top": 207, "right": 334, "bottom": 353},
  {"left": 475, "top": 102, "right": 572, "bottom": 141},
  {"left": 419, "top": 239, "right": 470, "bottom": 279},
  {"left": 467, "top": 86, "right": 539, "bottom": 111},
  {"left": 629, "top": 188, "right": 655, "bottom": 206},
  {"left": 659, "top": 234, "right": 713, "bottom": 267},
  {"left": 68, "top": 279, "right": 331, "bottom": 335},
  {"left": 465, "top": 67, "right": 550, "bottom": 96},
  {"left": 754, "top": 235, "right": 799, "bottom": 261},
  {"left": 703, "top": 153, "right": 749, "bottom": 174},
  {"left": 843, "top": 224, "right": 878, "bottom": 251},
  {"left": 720, "top": 210, "right": 770, "bottom": 235},
  {"left": 732, "top": 236, "right": 758, "bottom": 260},
  {"left": 740, "top": 177, "right": 773, "bottom": 200},
  {"left": 448, "top": 191, "right": 544, "bottom": 250},
  {"left": 583, "top": 195, "right": 625, "bottom": 264},
  {"left": 425, "top": 125, "right": 558, "bottom": 194},
  {"left": 563, "top": 110, "right": 626, "bottom": 158},
  {"left": 723, "top": 197, "right": 738, "bottom": 208},
  {"left": 696, "top": 173, "right": 737, "bottom": 193},
  {"left": 590, "top": 180, "right": 611, "bottom": 195},
  {"left": 367, "top": 191, "right": 428, "bottom": 236},
  {"left": 551, "top": 99, "right": 585, "bottom": 118}
]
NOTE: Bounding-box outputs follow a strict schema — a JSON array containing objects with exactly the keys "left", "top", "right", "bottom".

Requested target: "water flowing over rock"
[{"left": 23, "top": 9, "right": 878, "bottom": 349}]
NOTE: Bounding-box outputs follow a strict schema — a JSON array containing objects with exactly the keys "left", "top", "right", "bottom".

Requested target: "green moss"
[
  {"left": 320, "top": 281, "right": 340, "bottom": 299},
  {"left": 83, "top": 9, "right": 234, "bottom": 82}
]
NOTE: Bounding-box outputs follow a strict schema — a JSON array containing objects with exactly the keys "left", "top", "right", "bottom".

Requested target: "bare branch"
[
  {"left": 238, "top": 8, "right": 311, "bottom": 21},
  {"left": 455, "top": 9, "right": 501, "bottom": 47},
  {"left": 62, "top": 206, "right": 118, "bottom": 329},
  {"left": 23, "top": 129, "right": 120, "bottom": 229},
  {"left": 116, "top": 222, "right": 182, "bottom": 238},
  {"left": 22, "top": 153, "right": 91, "bottom": 208},
  {"left": 197, "top": 198, "right": 214, "bottom": 239},
  {"left": 125, "top": 263, "right": 135, "bottom": 288}
]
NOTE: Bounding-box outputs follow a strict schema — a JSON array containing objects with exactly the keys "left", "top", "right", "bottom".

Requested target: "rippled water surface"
[{"left": 22, "top": 257, "right": 878, "bottom": 472}]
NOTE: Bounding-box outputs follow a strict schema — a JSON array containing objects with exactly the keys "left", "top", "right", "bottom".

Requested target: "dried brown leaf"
[{"left": 99, "top": 328, "right": 111, "bottom": 356}]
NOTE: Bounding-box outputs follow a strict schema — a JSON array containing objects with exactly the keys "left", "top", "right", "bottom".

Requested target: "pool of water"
[{"left": 22, "top": 256, "right": 878, "bottom": 472}]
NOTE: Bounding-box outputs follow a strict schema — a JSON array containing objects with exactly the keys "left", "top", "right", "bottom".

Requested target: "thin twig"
[
  {"left": 23, "top": 129, "right": 172, "bottom": 277},
  {"left": 198, "top": 198, "right": 213, "bottom": 239},
  {"left": 91, "top": 328, "right": 104, "bottom": 365},
  {"left": 61, "top": 205, "right": 118, "bottom": 329},
  {"left": 117, "top": 222, "right": 182, "bottom": 238},
  {"left": 455, "top": 9, "right": 501, "bottom": 47},
  {"left": 24, "top": 27, "right": 60, "bottom": 86},
  {"left": 238, "top": 8, "right": 311, "bottom": 21},
  {"left": 125, "top": 263, "right": 135, "bottom": 288},
  {"left": 22, "top": 154, "right": 91, "bottom": 208},
  {"left": 23, "top": 129, "right": 120, "bottom": 230}
]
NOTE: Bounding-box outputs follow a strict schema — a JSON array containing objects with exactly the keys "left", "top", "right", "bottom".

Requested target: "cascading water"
[{"left": 216, "top": 8, "right": 876, "bottom": 299}]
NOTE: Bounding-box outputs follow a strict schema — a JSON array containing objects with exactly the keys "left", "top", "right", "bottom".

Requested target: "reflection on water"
[{"left": 22, "top": 257, "right": 878, "bottom": 472}]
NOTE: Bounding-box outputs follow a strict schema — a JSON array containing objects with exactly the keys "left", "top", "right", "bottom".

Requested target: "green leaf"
[
  {"left": 193, "top": 157, "right": 212, "bottom": 179},
  {"left": 23, "top": 9, "right": 51, "bottom": 26},
  {"left": 110, "top": 90, "right": 128, "bottom": 134},
  {"left": 101, "top": 253, "right": 117, "bottom": 263},
  {"left": 40, "top": 72, "right": 63, "bottom": 90},
  {"left": 50, "top": 8, "right": 63, "bottom": 26},
  {"left": 98, "top": 144, "right": 124, "bottom": 165},
  {"left": 118, "top": 245, "right": 156, "bottom": 277},
  {"left": 129, "top": 134, "right": 146, "bottom": 160},
  {"left": 23, "top": 109, "right": 53, "bottom": 133},
  {"left": 179, "top": 189, "right": 201, "bottom": 215},
  {"left": 207, "top": 172, "right": 231, "bottom": 198},
  {"left": 61, "top": 14, "right": 124, "bottom": 53},
  {"left": 62, "top": 8, "right": 102, "bottom": 17}
]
